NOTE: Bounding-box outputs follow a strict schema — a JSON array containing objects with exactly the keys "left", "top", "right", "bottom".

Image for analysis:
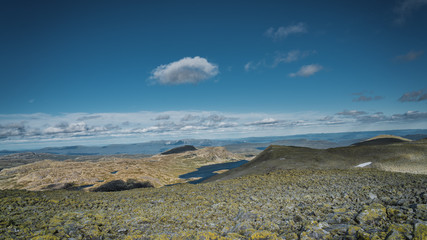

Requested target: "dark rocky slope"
[{"left": 161, "top": 145, "right": 197, "bottom": 155}]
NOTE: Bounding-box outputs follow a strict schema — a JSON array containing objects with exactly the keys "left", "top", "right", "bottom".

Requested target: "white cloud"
[
  {"left": 247, "top": 118, "right": 279, "bottom": 126},
  {"left": 336, "top": 110, "right": 367, "bottom": 116},
  {"left": 265, "top": 23, "right": 307, "bottom": 40},
  {"left": 244, "top": 61, "right": 255, "bottom": 71},
  {"left": 154, "top": 114, "right": 170, "bottom": 121},
  {"left": 77, "top": 115, "right": 101, "bottom": 121},
  {"left": 395, "top": 0, "right": 427, "bottom": 25},
  {"left": 395, "top": 50, "right": 424, "bottom": 61},
  {"left": 43, "top": 122, "right": 97, "bottom": 135},
  {"left": 391, "top": 110, "right": 427, "bottom": 120},
  {"left": 352, "top": 92, "right": 384, "bottom": 102},
  {"left": 273, "top": 50, "right": 316, "bottom": 67},
  {"left": 244, "top": 60, "right": 264, "bottom": 71},
  {"left": 276, "top": 50, "right": 300, "bottom": 63},
  {"left": 289, "top": 64, "right": 323, "bottom": 77},
  {"left": 399, "top": 89, "right": 427, "bottom": 102},
  {"left": 150, "top": 56, "right": 218, "bottom": 85},
  {"left": 181, "top": 114, "right": 200, "bottom": 122},
  {"left": 245, "top": 50, "right": 316, "bottom": 71}
]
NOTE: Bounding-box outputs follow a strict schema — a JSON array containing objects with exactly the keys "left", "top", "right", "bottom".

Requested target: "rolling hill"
[{"left": 206, "top": 137, "right": 427, "bottom": 183}]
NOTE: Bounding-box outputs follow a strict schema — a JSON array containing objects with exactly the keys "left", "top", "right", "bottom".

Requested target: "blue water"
[
  {"left": 74, "top": 184, "right": 94, "bottom": 190},
  {"left": 179, "top": 160, "right": 248, "bottom": 184}
]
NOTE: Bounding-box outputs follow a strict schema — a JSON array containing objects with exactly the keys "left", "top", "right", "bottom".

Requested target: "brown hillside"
[{"left": 0, "top": 147, "right": 246, "bottom": 191}]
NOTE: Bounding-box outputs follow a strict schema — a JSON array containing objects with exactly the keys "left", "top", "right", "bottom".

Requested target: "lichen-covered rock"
[
  {"left": 414, "top": 204, "right": 427, "bottom": 220},
  {"left": 282, "top": 232, "right": 298, "bottom": 240},
  {"left": 387, "top": 223, "right": 412, "bottom": 239},
  {"left": 414, "top": 221, "right": 427, "bottom": 240},
  {"left": 300, "top": 221, "right": 331, "bottom": 240},
  {"left": 347, "top": 225, "right": 362, "bottom": 236},
  {"left": 386, "top": 207, "right": 408, "bottom": 223},
  {"left": 356, "top": 203, "right": 387, "bottom": 226},
  {"left": 326, "top": 208, "right": 357, "bottom": 224},
  {"left": 385, "top": 230, "right": 406, "bottom": 240},
  {"left": 325, "top": 224, "right": 348, "bottom": 236},
  {"left": 249, "top": 230, "right": 279, "bottom": 240},
  {"left": 357, "top": 230, "right": 371, "bottom": 240}
]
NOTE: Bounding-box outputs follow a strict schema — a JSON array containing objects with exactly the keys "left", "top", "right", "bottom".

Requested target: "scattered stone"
[{"left": 369, "top": 192, "right": 378, "bottom": 200}]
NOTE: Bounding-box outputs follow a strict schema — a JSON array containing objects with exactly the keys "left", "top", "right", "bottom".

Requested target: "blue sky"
[{"left": 1, "top": 0, "right": 427, "bottom": 150}]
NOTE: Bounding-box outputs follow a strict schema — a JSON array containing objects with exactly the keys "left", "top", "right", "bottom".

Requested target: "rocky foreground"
[{"left": 1, "top": 169, "right": 426, "bottom": 239}]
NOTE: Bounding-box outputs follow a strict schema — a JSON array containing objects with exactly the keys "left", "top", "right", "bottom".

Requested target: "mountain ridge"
[{"left": 205, "top": 138, "right": 427, "bottom": 183}]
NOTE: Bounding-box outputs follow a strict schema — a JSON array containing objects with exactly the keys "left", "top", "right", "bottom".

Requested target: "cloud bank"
[
  {"left": 150, "top": 57, "right": 218, "bottom": 85},
  {"left": 1, "top": 109, "right": 427, "bottom": 150}
]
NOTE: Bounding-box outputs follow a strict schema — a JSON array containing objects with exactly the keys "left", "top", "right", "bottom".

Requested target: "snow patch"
[{"left": 355, "top": 162, "right": 372, "bottom": 168}]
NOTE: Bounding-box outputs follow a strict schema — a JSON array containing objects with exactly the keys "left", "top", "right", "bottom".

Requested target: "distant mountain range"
[{"left": 1, "top": 129, "right": 426, "bottom": 156}]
